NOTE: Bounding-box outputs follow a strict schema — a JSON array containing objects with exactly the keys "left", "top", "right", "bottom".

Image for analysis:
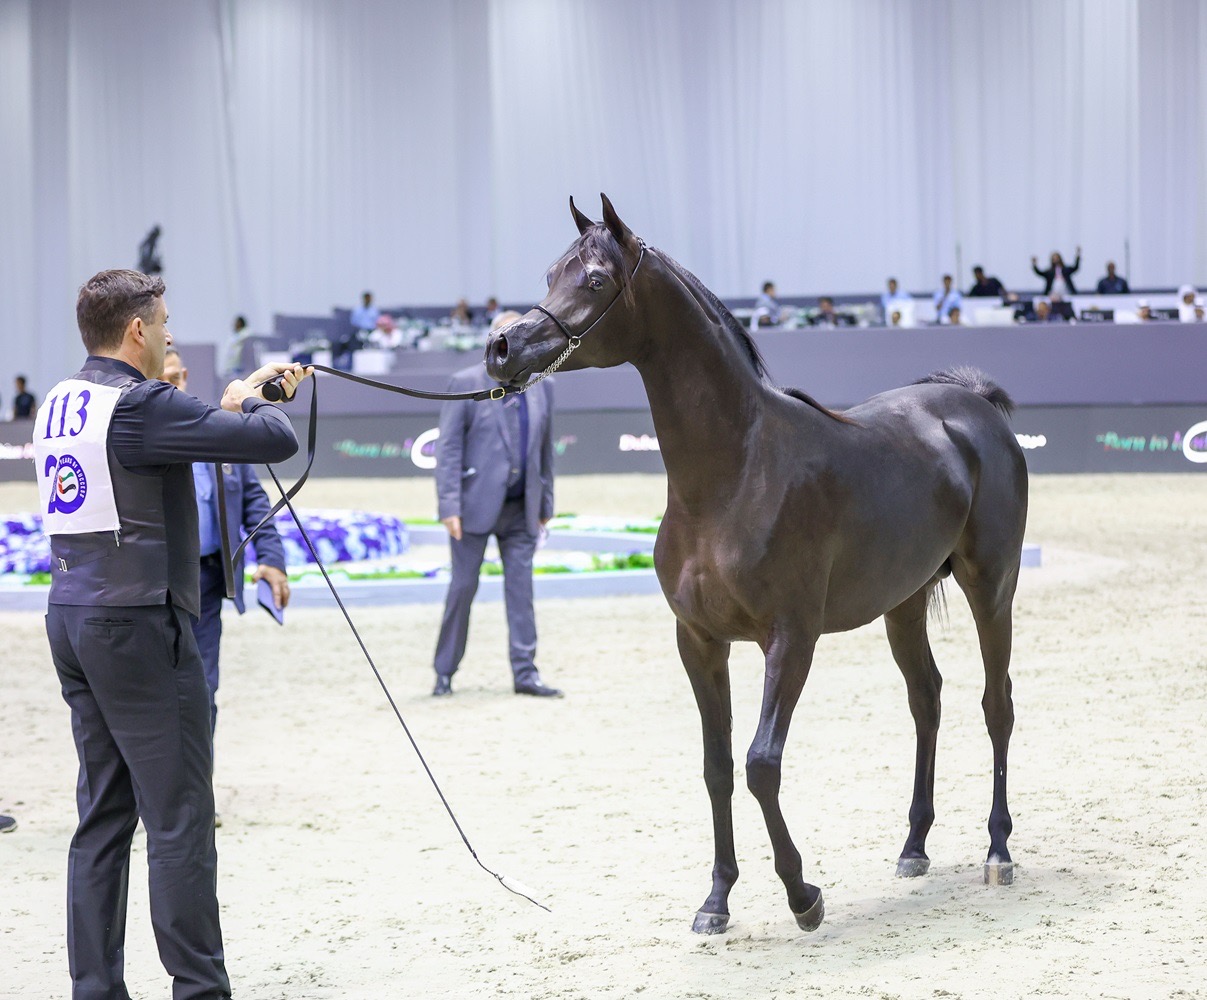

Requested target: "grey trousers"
[
  {"left": 433, "top": 498, "right": 539, "bottom": 684},
  {"left": 46, "top": 601, "right": 229, "bottom": 1000}
]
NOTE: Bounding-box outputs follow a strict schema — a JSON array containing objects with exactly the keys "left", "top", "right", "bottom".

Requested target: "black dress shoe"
[
  {"left": 432, "top": 676, "right": 453, "bottom": 697},
  {"left": 514, "top": 679, "right": 564, "bottom": 698}
]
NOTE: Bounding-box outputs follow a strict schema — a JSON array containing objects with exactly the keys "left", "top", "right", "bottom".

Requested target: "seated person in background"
[
  {"left": 889, "top": 309, "right": 904, "bottom": 327},
  {"left": 968, "top": 265, "right": 1011, "bottom": 300},
  {"left": 1029, "top": 299, "right": 1053, "bottom": 323},
  {"left": 946, "top": 305, "right": 966, "bottom": 327},
  {"left": 483, "top": 296, "right": 502, "bottom": 326},
  {"left": 880, "top": 277, "right": 911, "bottom": 321},
  {"left": 1178, "top": 285, "right": 1199, "bottom": 322},
  {"left": 450, "top": 299, "right": 473, "bottom": 325},
  {"left": 933, "top": 274, "right": 961, "bottom": 323},
  {"left": 809, "top": 296, "right": 854, "bottom": 327},
  {"left": 1136, "top": 299, "right": 1154, "bottom": 322},
  {"left": 1031, "top": 248, "right": 1081, "bottom": 295},
  {"left": 1048, "top": 292, "right": 1075, "bottom": 322},
  {"left": 367, "top": 314, "right": 404, "bottom": 349},
  {"left": 1096, "top": 261, "right": 1129, "bottom": 294},
  {"left": 754, "top": 281, "right": 782, "bottom": 326}
]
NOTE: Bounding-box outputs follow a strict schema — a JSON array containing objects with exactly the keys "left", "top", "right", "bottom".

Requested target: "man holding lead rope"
[{"left": 35, "top": 268, "right": 310, "bottom": 1000}]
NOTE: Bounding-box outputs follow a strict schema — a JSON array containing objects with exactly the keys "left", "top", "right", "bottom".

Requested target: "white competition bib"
[{"left": 32, "top": 379, "right": 123, "bottom": 535}]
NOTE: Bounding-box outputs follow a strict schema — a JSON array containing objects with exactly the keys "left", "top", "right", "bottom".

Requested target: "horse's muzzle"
[{"left": 485, "top": 331, "right": 510, "bottom": 377}]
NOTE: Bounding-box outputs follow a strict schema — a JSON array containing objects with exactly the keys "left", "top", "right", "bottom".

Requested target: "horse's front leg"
[
  {"left": 677, "top": 621, "right": 737, "bottom": 934},
  {"left": 747, "top": 627, "right": 824, "bottom": 931}
]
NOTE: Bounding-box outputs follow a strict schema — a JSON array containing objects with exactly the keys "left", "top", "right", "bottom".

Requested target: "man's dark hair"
[
  {"left": 972, "top": 265, "right": 984, "bottom": 274},
  {"left": 15, "top": 375, "right": 27, "bottom": 387},
  {"left": 762, "top": 281, "right": 775, "bottom": 293},
  {"left": 76, "top": 269, "right": 165, "bottom": 354},
  {"left": 233, "top": 314, "right": 248, "bottom": 330}
]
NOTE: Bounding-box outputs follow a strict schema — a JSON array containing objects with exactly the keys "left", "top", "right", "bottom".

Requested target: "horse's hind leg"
[
  {"left": 951, "top": 556, "right": 1019, "bottom": 885},
  {"left": 677, "top": 622, "right": 739, "bottom": 934},
  {"left": 884, "top": 587, "right": 943, "bottom": 877},
  {"left": 746, "top": 627, "right": 824, "bottom": 932}
]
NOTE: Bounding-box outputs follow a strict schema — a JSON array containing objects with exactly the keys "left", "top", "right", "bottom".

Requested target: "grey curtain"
[{"left": 1, "top": 0, "right": 1205, "bottom": 395}]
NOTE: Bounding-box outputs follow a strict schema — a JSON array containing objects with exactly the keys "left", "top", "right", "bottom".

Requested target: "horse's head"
[{"left": 485, "top": 194, "right": 645, "bottom": 386}]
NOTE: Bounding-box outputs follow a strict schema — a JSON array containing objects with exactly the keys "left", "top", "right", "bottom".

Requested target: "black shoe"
[
  {"left": 432, "top": 676, "right": 453, "bottom": 697},
  {"left": 514, "top": 679, "right": 564, "bottom": 698},
  {"left": 0, "top": 815, "right": 16, "bottom": 834}
]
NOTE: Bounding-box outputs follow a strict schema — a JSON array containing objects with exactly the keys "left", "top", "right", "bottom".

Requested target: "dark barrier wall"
[{"left": 2, "top": 326, "right": 1204, "bottom": 482}]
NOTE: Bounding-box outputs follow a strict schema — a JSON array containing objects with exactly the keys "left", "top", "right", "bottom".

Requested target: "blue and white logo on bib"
[{"left": 50, "top": 455, "right": 88, "bottom": 515}]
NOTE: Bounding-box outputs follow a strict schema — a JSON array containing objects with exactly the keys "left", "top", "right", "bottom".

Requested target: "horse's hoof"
[
  {"left": 896, "top": 856, "right": 930, "bottom": 878},
  {"left": 792, "top": 889, "right": 825, "bottom": 932},
  {"left": 692, "top": 911, "right": 730, "bottom": 935},
  {"left": 984, "top": 855, "right": 1015, "bottom": 886}
]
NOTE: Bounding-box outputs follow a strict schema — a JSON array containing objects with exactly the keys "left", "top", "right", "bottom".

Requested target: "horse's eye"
[{"left": 588, "top": 276, "right": 603, "bottom": 290}]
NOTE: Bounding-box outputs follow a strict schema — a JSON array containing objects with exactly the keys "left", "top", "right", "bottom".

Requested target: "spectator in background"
[
  {"left": 1048, "top": 292, "right": 1075, "bottom": 322},
  {"left": 350, "top": 291, "right": 379, "bottom": 335},
  {"left": 947, "top": 305, "right": 966, "bottom": 327},
  {"left": 933, "top": 274, "right": 961, "bottom": 323},
  {"left": 888, "top": 309, "right": 905, "bottom": 328},
  {"left": 368, "top": 314, "right": 404, "bottom": 349},
  {"left": 1032, "top": 248, "right": 1081, "bottom": 295},
  {"left": 1178, "top": 285, "right": 1199, "bottom": 322},
  {"left": 880, "top": 277, "right": 910, "bottom": 321},
  {"left": 1096, "top": 261, "right": 1129, "bottom": 294},
  {"left": 450, "top": 299, "right": 473, "bottom": 326},
  {"left": 1136, "top": 299, "right": 1154, "bottom": 322},
  {"left": 337, "top": 291, "right": 380, "bottom": 371},
  {"left": 810, "top": 296, "right": 854, "bottom": 328},
  {"left": 1028, "top": 299, "right": 1054, "bottom": 323},
  {"left": 483, "top": 297, "right": 502, "bottom": 326},
  {"left": 754, "top": 281, "right": 783, "bottom": 326},
  {"left": 968, "top": 265, "right": 1010, "bottom": 299},
  {"left": 12, "top": 376, "right": 36, "bottom": 420}
]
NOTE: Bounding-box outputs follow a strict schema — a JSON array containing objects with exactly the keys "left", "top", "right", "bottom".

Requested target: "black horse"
[{"left": 485, "top": 196, "right": 1028, "bottom": 934}]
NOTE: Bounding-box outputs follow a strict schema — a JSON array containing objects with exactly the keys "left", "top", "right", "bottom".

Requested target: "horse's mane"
[{"left": 652, "top": 245, "right": 851, "bottom": 424}]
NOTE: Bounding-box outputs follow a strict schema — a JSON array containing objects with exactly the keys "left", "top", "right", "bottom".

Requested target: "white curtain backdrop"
[{"left": 1, "top": 0, "right": 1205, "bottom": 394}]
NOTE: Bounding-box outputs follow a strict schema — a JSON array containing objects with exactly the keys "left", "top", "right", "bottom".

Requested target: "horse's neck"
[{"left": 632, "top": 265, "right": 772, "bottom": 508}]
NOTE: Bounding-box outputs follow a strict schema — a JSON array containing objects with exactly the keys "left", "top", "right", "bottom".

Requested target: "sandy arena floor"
[{"left": 2, "top": 473, "right": 1205, "bottom": 999}]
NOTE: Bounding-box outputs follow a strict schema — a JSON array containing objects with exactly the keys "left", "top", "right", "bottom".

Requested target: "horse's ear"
[
  {"left": 569, "top": 196, "right": 594, "bottom": 235},
  {"left": 600, "top": 193, "right": 634, "bottom": 245}
]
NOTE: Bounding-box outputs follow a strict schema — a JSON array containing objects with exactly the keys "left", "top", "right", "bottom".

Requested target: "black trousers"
[{"left": 46, "top": 601, "right": 230, "bottom": 1000}]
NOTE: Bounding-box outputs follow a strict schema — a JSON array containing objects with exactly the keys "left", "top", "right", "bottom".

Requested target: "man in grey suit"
[{"left": 432, "top": 311, "right": 562, "bottom": 698}]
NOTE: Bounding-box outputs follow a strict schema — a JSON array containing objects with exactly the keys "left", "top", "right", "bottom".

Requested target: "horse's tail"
[{"left": 913, "top": 366, "right": 1014, "bottom": 419}]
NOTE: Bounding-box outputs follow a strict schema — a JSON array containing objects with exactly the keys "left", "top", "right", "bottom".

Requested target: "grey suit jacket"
[{"left": 435, "top": 366, "right": 554, "bottom": 536}]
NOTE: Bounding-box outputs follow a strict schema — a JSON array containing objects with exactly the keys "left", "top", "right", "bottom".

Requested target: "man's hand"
[
  {"left": 442, "top": 515, "right": 462, "bottom": 541},
  {"left": 252, "top": 564, "right": 290, "bottom": 609},
  {"left": 221, "top": 363, "right": 313, "bottom": 412}
]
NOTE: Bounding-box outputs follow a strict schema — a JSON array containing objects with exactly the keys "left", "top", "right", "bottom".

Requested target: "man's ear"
[{"left": 127, "top": 315, "right": 145, "bottom": 345}]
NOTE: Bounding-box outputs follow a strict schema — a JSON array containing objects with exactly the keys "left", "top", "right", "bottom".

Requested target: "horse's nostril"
[{"left": 496, "top": 335, "right": 509, "bottom": 360}]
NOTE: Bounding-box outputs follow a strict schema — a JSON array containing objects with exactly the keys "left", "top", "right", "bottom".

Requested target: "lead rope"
[{"left": 234, "top": 374, "right": 550, "bottom": 912}]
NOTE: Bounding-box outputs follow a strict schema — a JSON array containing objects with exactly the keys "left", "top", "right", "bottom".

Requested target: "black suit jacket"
[{"left": 1032, "top": 257, "right": 1081, "bottom": 294}]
